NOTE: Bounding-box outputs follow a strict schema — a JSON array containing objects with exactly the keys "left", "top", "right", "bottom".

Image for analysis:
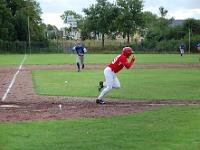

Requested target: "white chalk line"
[{"left": 1, "top": 55, "right": 27, "bottom": 101}]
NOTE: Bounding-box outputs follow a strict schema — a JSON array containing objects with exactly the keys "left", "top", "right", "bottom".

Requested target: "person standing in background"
[
  {"left": 196, "top": 43, "right": 200, "bottom": 62},
  {"left": 73, "top": 39, "right": 87, "bottom": 72},
  {"left": 179, "top": 43, "right": 185, "bottom": 56}
]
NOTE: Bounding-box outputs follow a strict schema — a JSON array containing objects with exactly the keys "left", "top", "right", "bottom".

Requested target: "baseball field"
[{"left": 0, "top": 54, "right": 200, "bottom": 149}]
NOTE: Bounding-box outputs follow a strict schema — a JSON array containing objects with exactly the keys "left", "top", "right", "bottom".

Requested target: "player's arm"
[
  {"left": 74, "top": 47, "right": 79, "bottom": 55},
  {"left": 83, "top": 47, "right": 87, "bottom": 53},
  {"left": 73, "top": 46, "right": 76, "bottom": 50},
  {"left": 122, "top": 56, "right": 136, "bottom": 69}
]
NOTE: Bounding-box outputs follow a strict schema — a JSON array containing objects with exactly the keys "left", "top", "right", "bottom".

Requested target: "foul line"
[{"left": 1, "top": 55, "right": 27, "bottom": 101}]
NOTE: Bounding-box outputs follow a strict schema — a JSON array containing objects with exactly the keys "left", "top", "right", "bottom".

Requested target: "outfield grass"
[
  {"left": 32, "top": 68, "right": 200, "bottom": 100},
  {"left": 0, "top": 54, "right": 199, "bottom": 65},
  {"left": 1, "top": 54, "right": 200, "bottom": 149},
  {"left": 0, "top": 106, "right": 200, "bottom": 150},
  {"left": 0, "top": 54, "right": 25, "bottom": 65}
]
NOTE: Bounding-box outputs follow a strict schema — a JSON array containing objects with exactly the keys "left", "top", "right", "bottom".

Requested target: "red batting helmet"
[{"left": 122, "top": 47, "right": 133, "bottom": 57}]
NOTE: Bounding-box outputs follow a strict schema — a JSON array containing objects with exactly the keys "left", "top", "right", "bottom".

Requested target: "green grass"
[
  {"left": 0, "top": 54, "right": 199, "bottom": 65},
  {"left": 135, "top": 54, "right": 200, "bottom": 64},
  {"left": 1, "top": 106, "right": 200, "bottom": 150},
  {"left": 0, "top": 54, "right": 25, "bottom": 65},
  {"left": 32, "top": 68, "right": 200, "bottom": 100},
  {"left": 1, "top": 54, "right": 200, "bottom": 149}
]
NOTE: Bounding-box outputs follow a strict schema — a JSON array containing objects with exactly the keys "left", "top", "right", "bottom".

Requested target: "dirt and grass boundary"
[{"left": 0, "top": 63, "right": 200, "bottom": 122}]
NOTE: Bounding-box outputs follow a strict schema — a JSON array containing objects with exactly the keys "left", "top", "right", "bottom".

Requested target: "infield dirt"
[{"left": 0, "top": 63, "right": 200, "bottom": 122}]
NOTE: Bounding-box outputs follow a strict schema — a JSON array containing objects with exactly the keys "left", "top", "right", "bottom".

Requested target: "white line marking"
[
  {"left": 0, "top": 105, "right": 20, "bottom": 108},
  {"left": 1, "top": 55, "right": 27, "bottom": 101}
]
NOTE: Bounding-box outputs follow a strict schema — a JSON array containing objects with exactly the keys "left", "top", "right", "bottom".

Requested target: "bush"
[
  {"left": 155, "top": 40, "right": 179, "bottom": 53},
  {"left": 183, "top": 34, "right": 200, "bottom": 52}
]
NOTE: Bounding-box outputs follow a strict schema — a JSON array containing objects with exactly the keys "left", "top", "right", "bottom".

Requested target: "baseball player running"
[
  {"left": 73, "top": 40, "right": 87, "bottom": 72},
  {"left": 96, "top": 47, "right": 136, "bottom": 104}
]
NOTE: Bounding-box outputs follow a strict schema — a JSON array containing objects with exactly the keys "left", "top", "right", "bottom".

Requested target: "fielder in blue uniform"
[
  {"left": 73, "top": 40, "right": 87, "bottom": 72},
  {"left": 179, "top": 43, "right": 185, "bottom": 56},
  {"left": 196, "top": 43, "right": 200, "bottom": 62}
]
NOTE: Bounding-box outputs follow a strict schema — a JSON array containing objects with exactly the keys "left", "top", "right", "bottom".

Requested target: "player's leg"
[
  {"left": 80, "top": 56, "right": 84, "bottom": 69},
  {"left": 99, "top": 75, "right": 120, "bottom": 90},
  {"left": 76, "top": 55, "right": 81, "bottom": 72},
  {"left": 97, "top": 67, "right": 114, "bottom": 104},
  {"left": 112, "top": 76, "right": 120, "bottom": 89},
  {"left": 181, "top": 49, "right": 184, "bottom": 56},
  {"left": 98, "top": 81, "right": 104, "bottom": 92}
]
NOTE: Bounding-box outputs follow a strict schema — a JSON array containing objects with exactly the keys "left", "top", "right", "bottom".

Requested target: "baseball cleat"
[
  {"left": 98, "top": 81, "right": 104, "bottom": 92},
  {"left": 96, "top": 99, "right": 105, "bottom": 104}
]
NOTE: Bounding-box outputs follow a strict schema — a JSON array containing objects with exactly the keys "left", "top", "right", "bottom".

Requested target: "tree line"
[
  {"left": 0, "top": 0, "right": 48, "bottom": 42},
  {"left": 61, "top": 0, "right": 200, "bottom": 52},
  {"left": 1, "top": 0, "right": 200, "bottom": 53}
]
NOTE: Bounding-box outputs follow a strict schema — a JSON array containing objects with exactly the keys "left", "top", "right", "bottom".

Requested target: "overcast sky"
[{"left": 37, "top": 0, "right": 200, "bottom": 29}]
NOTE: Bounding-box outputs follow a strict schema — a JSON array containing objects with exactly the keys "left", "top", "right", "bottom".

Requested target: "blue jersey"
[
  {"left": 74, "top": 44, "right": 86, "bottom": 56},
  {"left": 180, "top": 44, "right": 185, "bottom": 49}
]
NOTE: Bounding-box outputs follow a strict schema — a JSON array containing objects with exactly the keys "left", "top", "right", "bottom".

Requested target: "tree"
[
  {"left": 1, "top": 0, "right": 45, "bottom": 42},
  {"left": 83, "top": 0, "right": 118, "bottom": 48},
  {"left": 0, "top": 0, "right": 15, "bottom": 40},
  {"left": 79, "top": 18, "right": 92, "bottom": 40},
  {"left": 83, "top": 4, "right": 99, "bottom": 39},
  {"left": 142, "top": 11, "right": 157, "bottom": 28},
  {"left": 183, "top": 18, "right": 200, "bottom": 35},
  {"left": 61, "top": 10, "right": 83, "bottom": 29},
  {"left": 61, "top": 10, "right": 83, "bottom": 39},
  {"left": 141, "top": 11, "right": 157, "bottom": 38},
  {"left": 144, "top": 7, "right": 173, "bottom": 42},
  {"left": 116, "top": 0, "right": 143, "bottom": 44},
  {"left": 45, "top": 24, "right": 58, "bottom": 39},
  {"left": 24, "top": 0, "right": 44, "bottom": 41},
  {"left": 159, "top": 6, "right": 168, "bottom": 18},
  {"left": 61, "top": 10, "right": 82, "bottom": 23}
]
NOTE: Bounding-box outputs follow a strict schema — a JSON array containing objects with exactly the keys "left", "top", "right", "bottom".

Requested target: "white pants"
[
  {"left": 76, "top": 55, "right": 84, "bottom": 65},
  {"left": 180, "top": 49, "right": 184, "bottom": 54},
  {"left": 98, "top": 67, "right": 120, "bottom": 99}
]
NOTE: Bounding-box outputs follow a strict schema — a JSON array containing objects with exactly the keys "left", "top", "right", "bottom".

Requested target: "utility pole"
[
  {"left": 27, "top": 0, "right": 31, "bottom": 54},
  {"left": 28, "top": 15, "right": 31, "bottom": 54},
  {"left": 188, "top": 28, "right": 191, "bottom": 53}
]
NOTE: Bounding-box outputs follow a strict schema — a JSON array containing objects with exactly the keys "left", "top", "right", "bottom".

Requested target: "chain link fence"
[
  {"left": 1, "top": 39, "right": 198, "bottom": 54},
  {"left": 0, "top": 40, "right": 74, "bottom": 54},
  {"left": 0, "top": 40, "right": 126, "bottom": 54}
]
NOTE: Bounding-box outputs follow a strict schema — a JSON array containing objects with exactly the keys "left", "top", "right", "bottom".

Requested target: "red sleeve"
[{"left": 121, "top": 57, "right": 135, "bottom": 69}]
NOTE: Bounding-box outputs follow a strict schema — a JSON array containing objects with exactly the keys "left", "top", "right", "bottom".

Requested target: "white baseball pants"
[
  {"left": 98, "top": 67, "right": 120, "bottom": 100},
  {"left": 76, "top": 55, "right": 84, "bottom": 65}
]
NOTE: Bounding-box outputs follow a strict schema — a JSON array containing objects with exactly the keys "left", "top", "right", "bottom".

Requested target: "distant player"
[
  {"left": 96, "top": 47, "right": 136, "bottom": 104},
  {"left": 73, "top": 40, "right": 87, "bottom": 72},
  {"left": 196, "top": 43, "right": 200, "bottom": 62},
  {"left": 179, "top": 43, "right": 185, "bottom": 56}
]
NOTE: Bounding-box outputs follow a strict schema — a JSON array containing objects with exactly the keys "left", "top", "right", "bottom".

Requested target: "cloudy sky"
[{"left": 37, "top": 0, "right": 200, "bottom": 29}]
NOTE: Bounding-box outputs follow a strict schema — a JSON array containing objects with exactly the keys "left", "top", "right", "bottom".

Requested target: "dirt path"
[{"left": 0, "top": 63, "right": 200, "bottom": 122}]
